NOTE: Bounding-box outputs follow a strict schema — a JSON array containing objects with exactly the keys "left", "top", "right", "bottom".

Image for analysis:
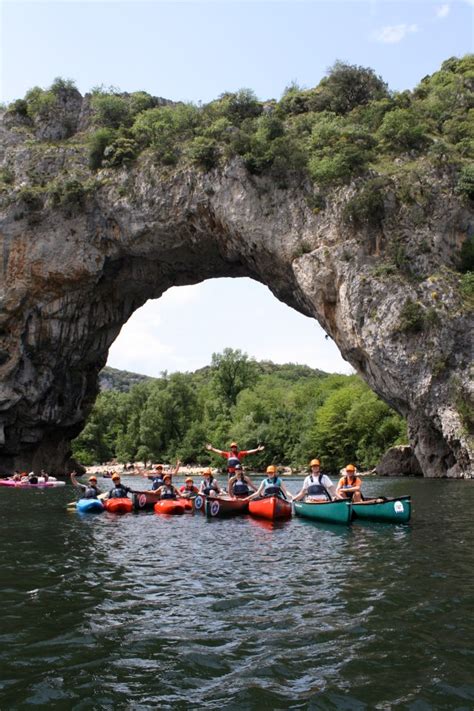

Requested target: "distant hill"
[
  {"left": 100, "top": 361, "right": 328, "bottom": 392},
  {"left": 99, "top": 366, "right": 154, "bottom": 392}
]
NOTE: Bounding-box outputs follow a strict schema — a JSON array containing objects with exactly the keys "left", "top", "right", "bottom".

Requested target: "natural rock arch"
[{"left": 0, "top": 93, "right": 472, "bottom": 477}]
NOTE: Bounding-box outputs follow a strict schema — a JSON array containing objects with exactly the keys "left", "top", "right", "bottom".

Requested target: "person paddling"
[
  {"left": 156, "top": 473, "right": 181, "bottom": 500},
  {"left": 71, "top": 471, "right": 102, "bottom": 499},
  {"left": 206, "top": 441, "right": 264, "bottom": 477},
  {"left": 293, "top": 459, "right": 336, "bottom": 502},
  {"left": 228, "top": 464, "right": 257, "bottom": 498},
  {"left": 199, "top": 468, "right": 221, "bottom": 497},
  {"left": 179, "top": 477, "right": 199, "bottom": 498},
  {"left": 247, "top": 465, "right": 293, "bottom": 501},
  {"left": 107, "top": 472, "right": 134, "bottom": 499},
  {"left": 336, "top": 464, "right": 363, "bottom": 502}
]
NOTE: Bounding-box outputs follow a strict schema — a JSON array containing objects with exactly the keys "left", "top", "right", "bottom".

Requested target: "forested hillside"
[{"left": 73, "top": 349, "right": 407, "bottom": 472}]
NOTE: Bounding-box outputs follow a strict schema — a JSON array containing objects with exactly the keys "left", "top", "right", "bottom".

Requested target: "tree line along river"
[{"left": 1, "top": 475, "right": 473, "bottom": 709}]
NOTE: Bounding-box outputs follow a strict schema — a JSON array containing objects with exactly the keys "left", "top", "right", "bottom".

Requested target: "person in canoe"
[
  {"left": 179, "top": 477, "right": 199, "bottom": 498},
  {"left": 148, "top": 460, "right": 180, "bottom": 491},
  {"left": 199, "top": 468, "right": 221, "bottom": 497},
  {"left": 336, "top": 464, "right": 363, "bottom": 502},
  {"left": 71, "top": 471, "right": 102, "bottom": 499},
  {"left": 206, "top": 441, "right": 265, "bottom": 477},
  {"left": 293, "top": 459, "right": 336, "bottom": 502},
  {"left": 246, "top": 465, "right": 293, "bottom": 501},
  {"left": 155, "top": 473, "right": 182, "bottom": 500},
  {"left": 106, "top": 472, "right": 134, "bottom": 499},
  {"left": 228, "top": 464, "right": 257, "bottom": 498}
]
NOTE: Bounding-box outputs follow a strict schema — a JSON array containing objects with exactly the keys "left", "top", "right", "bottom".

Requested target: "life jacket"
[
  {"left": 227, "top": 455, "right": 241, "bottom": 472},
  {"left": 160, "top": 484, "right": 178, "bottom": 500},
  {"left": 151, "top": 476, "right": 164, "bottom": 491},
  {"left": 232, "top": 478, "right": 250, "bottom": 496},
  {"left": 109, "top": 484, "right": 129, "bottom": 498},
  {"left": 202, "top": 478, "right": 219, "bottom": 495},
  {"left": 84, "top": 485, "right": 99, "bottom": 499},
  {"left": 263, "top": 476, "right": 283, "bottom": 497},
  {"left": 306, "top": 474, "right": 330, "bottom": 500}
]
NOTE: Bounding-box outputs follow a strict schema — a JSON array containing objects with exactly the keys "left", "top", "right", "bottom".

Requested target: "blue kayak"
[{"left": 76, "top": 498, "right": 104, "bottom": 513}]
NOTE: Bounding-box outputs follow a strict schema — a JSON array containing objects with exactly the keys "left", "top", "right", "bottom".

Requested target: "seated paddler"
[
  {"left": 107, "top": 472, "right": 134, "bottom": 499},
  {"left": 71, "top": 471, "right": 102, "bottom": 499},
  {"left": 156, "top": 473, "right": 181, "bottom": 500},
  {"left": 199, "top": 468, "right": 221, "bottom": 497},
  {"left": 246, "top": 465, "right": 293, "bottom": 501},
  {"left": 293, "top": 459, "right": 336, "bottom": 502},
  {"left": 228, "top": 464, "right": 257, "bottom": 498},
  {"left": 336, "top": 464, "right": 363, "bottom": 502}
]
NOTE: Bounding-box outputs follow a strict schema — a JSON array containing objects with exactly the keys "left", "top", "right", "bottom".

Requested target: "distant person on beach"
[{"left": 206, "top": 441, "right": 264, "bottom": 476}]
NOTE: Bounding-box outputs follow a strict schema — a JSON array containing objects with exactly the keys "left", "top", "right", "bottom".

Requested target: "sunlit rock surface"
[{"left": 0, "top": 91, "right": 472, "bottom": 476}]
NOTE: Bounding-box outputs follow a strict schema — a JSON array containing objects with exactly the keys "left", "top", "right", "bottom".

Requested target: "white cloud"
[
  {"left": 372, "top": 23, "right": 418, "bottom": 44},
  {"left": 435, "top": 4, "right": 450, "bottom": 18},
  {"left": 160, "top": 285, "right": 201, "bottom": 306}
]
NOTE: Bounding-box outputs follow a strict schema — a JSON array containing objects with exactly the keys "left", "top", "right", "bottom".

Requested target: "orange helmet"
[
  {"left": 230, "top": 442, "right": 238, "bottom": 448},
  {"left": 185, "top": 477, "right": 194, "bottom": 483},
  {"left": 203, "top": 468, "right": 212, "bottom": 475},
  {"left": 266, "top": 465, "right": 277, "bottom": 474},
  {"left": 345, "top": 464, "right": 356, "bottom": 472},
  {"left": 310, "top": 459, "right": 320, "bottom": 467},
  {"left": 111, "top": 473, "right": 120, "bottom": 480},
  {"left": 88, "top": 476, "right": 97, "bottom": 482}
]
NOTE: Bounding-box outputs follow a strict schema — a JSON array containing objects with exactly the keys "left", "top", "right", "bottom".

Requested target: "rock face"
[
  {"left": 0, "top": 91, "right": 472, "bottom": 476},
  {"left": 376, "top": 446, "right": 423, "bottom": 477}
]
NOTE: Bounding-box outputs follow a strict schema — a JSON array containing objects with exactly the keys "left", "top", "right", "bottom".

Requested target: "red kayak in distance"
[
  {"left": 154, "top": 500, "right": 185, "bottom": 515},
  {"left": 104, "top": 498, "right": 133, "bottom": 514},
  {"left": 248, "top": 496, "right": 292, "bottom": 521}
]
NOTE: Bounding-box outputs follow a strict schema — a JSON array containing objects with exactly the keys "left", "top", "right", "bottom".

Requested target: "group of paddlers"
[{"left": 71, "top": 441, "right": 367, "bottom": 504}]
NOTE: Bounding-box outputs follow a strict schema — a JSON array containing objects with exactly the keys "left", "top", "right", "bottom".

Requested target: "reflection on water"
[{"left": 1, "top": 477, "right": 473, "bottom": 708}]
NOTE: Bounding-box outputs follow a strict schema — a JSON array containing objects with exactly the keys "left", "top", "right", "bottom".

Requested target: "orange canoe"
[
  {"left": 248, "top": 496, "right": 292, "bottom": 521},
  {"left": 154, "top": 500, "right": 185, "bottom": 515},
  {"left": 104, "top": 497, "right": 133, "bottom": 514}
]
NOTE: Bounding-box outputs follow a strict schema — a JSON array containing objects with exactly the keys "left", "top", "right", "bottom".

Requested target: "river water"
[{"left": 1, "top": 476, "right": 473, "bottom": 709}]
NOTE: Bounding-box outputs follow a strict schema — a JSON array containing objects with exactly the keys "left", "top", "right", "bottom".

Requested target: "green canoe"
[
  {"left": 351, "top": 496, "right": 411, "bottom": 523},
  {"left": 294, "top": 499, "right": 352, "bottom": 525}
]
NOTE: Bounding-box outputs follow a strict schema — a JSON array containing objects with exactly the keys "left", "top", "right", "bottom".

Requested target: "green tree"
[{"left": 211, "top": 348, "right": 259, "bottom": 408}]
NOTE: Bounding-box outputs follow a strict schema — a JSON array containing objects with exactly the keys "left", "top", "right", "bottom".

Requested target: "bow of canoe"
[
  {"left": 248, "top": 496, "right": 292, "bottom": 521},
  {"left": 294, "top": 499, "right": 351, "bottom": 525}
]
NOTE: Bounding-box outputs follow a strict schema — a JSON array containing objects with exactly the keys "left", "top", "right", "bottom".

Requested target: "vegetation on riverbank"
[{"left": 72, "top": 350, "right": 407, "bottom": 473}]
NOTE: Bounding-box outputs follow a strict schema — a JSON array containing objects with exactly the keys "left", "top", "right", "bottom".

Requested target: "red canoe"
[
  {"left": 104, "top": 497, "right": 133, "bottom": 514},
  {"left": 248, "top": 496, "right": 292, "bottom": 521},
  {"left": 154, "top": 500, "right": 185, "bottom": 515}
]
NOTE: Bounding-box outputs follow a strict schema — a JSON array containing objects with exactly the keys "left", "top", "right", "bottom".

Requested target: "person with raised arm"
[
  {"left": 71, "top": 471, "right": 103, "bottom": 499},
  {"left": 205, "top": 441, "right": 264, "bottom": 476}
]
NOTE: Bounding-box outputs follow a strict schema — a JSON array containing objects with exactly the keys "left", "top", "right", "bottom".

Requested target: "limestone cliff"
[{"left": 0, "top": 76, "right": 472, "bottom": 476}]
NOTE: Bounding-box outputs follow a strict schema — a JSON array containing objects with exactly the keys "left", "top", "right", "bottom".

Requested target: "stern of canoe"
[{"left": 351, "top": 496, "right": 411, "bottom": 523}]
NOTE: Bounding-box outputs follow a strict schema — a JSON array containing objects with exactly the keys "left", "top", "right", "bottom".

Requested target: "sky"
[{"left": 1, "top": 0, "right": 472, "bottom": 376}]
